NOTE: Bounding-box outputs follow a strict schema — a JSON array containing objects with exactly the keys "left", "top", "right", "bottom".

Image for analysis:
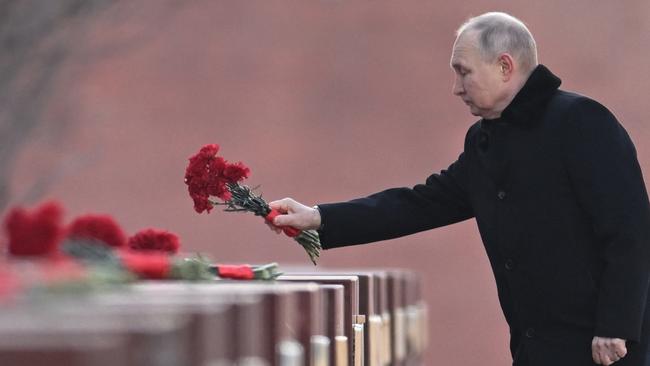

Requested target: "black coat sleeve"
[
  {"left": 563, "top": 98, "right": 650, "bottom": 342},
  {"left": 317, "top": 143, "right": 474, "bottom": 249}
]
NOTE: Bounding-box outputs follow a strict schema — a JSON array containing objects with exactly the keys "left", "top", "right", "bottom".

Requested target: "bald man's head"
[
  {"left": 449, "top": 12, "right": 539, "bottom": 119},
  {"left": 456, "top": 12, "right": 538, "bottom": 74}
]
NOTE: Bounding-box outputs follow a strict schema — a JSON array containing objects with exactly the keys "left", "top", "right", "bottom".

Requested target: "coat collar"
[{"left": 486, "top": 64, "right": 562, "bottom": 126}]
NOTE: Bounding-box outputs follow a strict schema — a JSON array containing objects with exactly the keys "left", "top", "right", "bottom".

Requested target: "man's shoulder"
[
  {"left": 548, "top": 89, "right": 622, "bottom": 135},
  {"left": 548, "top": 89, "right": 612, "bottom": 117}
]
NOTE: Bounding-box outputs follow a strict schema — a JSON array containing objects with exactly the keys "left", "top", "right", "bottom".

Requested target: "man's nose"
[{"left": 452, "top": 77, "right": 464, "bottom": 96}]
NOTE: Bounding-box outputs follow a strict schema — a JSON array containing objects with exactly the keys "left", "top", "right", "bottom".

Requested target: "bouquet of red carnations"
[{"left": 184, "top": 144, "right": 321, "bottom": 264}]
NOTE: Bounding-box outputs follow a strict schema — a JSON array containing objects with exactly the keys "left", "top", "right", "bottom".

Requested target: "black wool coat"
[{"left": 317, "top": 65, "right": 650, "bottom": 366}]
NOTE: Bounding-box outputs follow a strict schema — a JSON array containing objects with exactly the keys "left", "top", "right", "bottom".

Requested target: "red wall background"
[{"left": 5, "top": 1, "right": 650, "bottom": 365}]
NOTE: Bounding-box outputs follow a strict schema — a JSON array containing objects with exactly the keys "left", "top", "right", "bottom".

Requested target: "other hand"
[
  {"left": 266, "top": 198, "right": 321, "bottom": 233},
  {"left": 592, "top": 336, "right": 627, "bottom": 365}
]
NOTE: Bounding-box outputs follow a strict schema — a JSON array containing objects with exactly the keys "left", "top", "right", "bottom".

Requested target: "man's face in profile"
[{"left": 450, "top": 32, "right": 506, "bottom": 119}]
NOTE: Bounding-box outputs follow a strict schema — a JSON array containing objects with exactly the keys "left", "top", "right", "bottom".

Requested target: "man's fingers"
[
  {"left": 592, "top": 337, "right": 627, "bottom": 365},
  {"left": 273, "top": 214, "right": 291, "bottom": 227},
  {"left": 600, "top": 352, "right": 620, "bottom": 366},
  {"left": 604, "top": 338, "right": 626, "bottom": 364},
  {"left": 600, "top": 354, "right": 613, "bottom": 366},
  {"left": 267, "top": 197, "right": 319, "bottom": 230},
  {"left": 598, "top": 347, "right": 615, "bottom": 366},
  {"left": 614, "top": 340, "right": 627, "bottom": 358},
  {"left": 269, "top": 198, "right": 297, "bottom": 214},
  {"left": 268, "top": 198, "right": 296, "bottom": 226},
  {"left": 268, "top": 199, "right": 288, "bottom": 213},
  {"left": 592, "top": 339, "right": 601, "bottom": 364}
]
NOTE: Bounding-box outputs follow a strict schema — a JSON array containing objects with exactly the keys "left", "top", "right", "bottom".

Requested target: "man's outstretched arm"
[{"left": 268, "top": 152, "right": 474, "bottom": 249}]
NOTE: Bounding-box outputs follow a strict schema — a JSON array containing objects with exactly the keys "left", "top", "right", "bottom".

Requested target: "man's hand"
[
  {"left": 267, "top": 198, "right": 321, "bottom": 233},
  {"left": 592, "top": 337, "right": 627, "bottom": 365}
]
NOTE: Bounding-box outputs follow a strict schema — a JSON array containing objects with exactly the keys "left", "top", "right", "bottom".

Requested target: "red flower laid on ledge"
[
  {"left": 117, "top": 250, "right": 173, "bottom": 280},
  {"left": 4, "top": 201, "right": 65, "bottom": 257},
  {"left": 212, "top": 262, "right": 282, "bottom": 280},
  {"left": 184, "top": 144, "right": 321, "bottom": 264},
  {"left": 67, "top": 214, "right": 127, "bottom": 248},
  {"left": 128, "top": 228, "right": 180, "bottom": 255}
]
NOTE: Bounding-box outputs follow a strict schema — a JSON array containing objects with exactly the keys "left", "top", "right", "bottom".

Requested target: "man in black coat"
[{"left": 268, "top": 12, "right": 650, "bottom": 366}]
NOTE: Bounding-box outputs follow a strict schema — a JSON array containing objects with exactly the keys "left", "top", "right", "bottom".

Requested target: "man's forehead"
[
  {"left": 455, "top": 30, "right": 478, "bottom": 46},
  {"left": 450, "top": 46, "right": 471, "bottom": 68},
  {"left": 450, "top": 32, "right": 478, "bottom": 67},
  {"left": 453, "top": 32, "right": 478, "bottom": 53}
]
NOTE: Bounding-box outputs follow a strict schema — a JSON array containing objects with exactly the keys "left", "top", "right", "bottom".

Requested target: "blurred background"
[{"left": 1, "top": 1, "right": 649, "bottom": 364}]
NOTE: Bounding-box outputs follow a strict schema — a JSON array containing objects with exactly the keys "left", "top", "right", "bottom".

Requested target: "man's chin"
[
  {"left": 463, "top": 103, "right": 485, "bottom": 117},
  {"left": 469, "top": 108, "right": 482, "bottom": 117}
]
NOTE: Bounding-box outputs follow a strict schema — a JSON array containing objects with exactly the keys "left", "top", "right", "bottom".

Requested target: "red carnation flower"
[
  {"left": 127, "top": 228, "right": 180, "bottom": 254},
  {"left": 206, "top": 157, "right": 229, "bottom": 198},
  {"left": 190, "top": 193, "right": 212, "bottom": 214},
  {"left": 3, "top": 201, "right": 65, "bottom": 257},
  {"left": 198, "top": 144, "right": 219, "bottom": 159},
  {"left": 223, "top": 162, "right": 250, "bottom": 183},
  {"left": 185, "top": 144, "right": 220, "bottom": 213},
  {"left": 67, "top": 214, "right": 127, "bottom": 248},
  {"left": 208, "top": 156, "right": 227, "bottom": 177}
]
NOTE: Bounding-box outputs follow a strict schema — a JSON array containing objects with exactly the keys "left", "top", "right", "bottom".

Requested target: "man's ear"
[{"left": 497, "top": 53, "right": 515, "bottom": 81}]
